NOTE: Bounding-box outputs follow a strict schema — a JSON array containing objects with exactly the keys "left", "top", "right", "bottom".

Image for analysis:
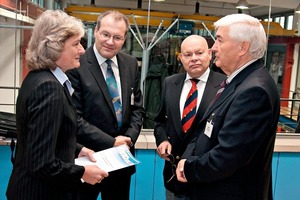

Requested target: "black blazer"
[
  {"left": 183, "top": 59, "right": 280, "bottom": 200},
  {"left": 67, "top": 47, "right": 145, "bottom": 175},
  {"left": 6, "top": 70, "right": 84, "bottom": 200},
  {"left": 154, "top": 69, "right": 226, "bottom": 194}
]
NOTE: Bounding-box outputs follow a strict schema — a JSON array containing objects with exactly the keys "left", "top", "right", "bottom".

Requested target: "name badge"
[{"left": 204, "top": 120, "right": 213, "bottom": 138}]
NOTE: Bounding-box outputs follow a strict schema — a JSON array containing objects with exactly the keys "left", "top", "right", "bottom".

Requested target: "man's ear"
[
  {"left": 239, "top": 41, "right": 250, "bottom": 55},
  {"left": 178, "top": 53, "right": 183, "bottom": 62},
  {"left": 208, "top": 48, "right": 212, "bottom": 58}
]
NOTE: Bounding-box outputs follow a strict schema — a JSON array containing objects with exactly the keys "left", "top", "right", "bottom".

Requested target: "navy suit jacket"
[
  {"left": 154, "top": 69, "right": 226, "bottom": 194},
  {"left": 67, "top": 47, "right": 145, "bottom": 175},
  {"left": 6, "top": 69, "right": 84, "bottom": 200},
  {"left": 183, "top": 59, "right": 280, "bottom": 200}
]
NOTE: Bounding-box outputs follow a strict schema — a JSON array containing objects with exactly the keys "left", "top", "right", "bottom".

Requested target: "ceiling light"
[
  {"left": 295, "top": 3, "right": 300, "bottom": 13},
  {"left": 153, "top": 0, "right": 165, "bottom": 2},
  {"left": 236, "top": 0, "right": 249, "bottom": 9}
]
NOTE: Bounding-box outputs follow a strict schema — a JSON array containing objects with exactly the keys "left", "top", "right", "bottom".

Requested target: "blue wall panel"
[
  {"left": 0, "top": 146, "right": 13, "bottom": 199},
  {"left": 133, "top": 149, "right": 161, "bottom": 200},
  {"left": 273, "top": 152, "right": 300, "bottom": 200},
  {"left": 272, "top": 152, "right": 279, "bottom": 198},
  {"left": 152, "top": 152, "right": 165, "bottom": 199}
]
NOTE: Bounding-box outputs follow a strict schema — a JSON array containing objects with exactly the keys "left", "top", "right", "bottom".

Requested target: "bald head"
[
  {"left": 181, "top": 35, "right": 209, "bottom": 52},
  {"left": 179, "top": 35, "right": 212, "bottom": 78}
]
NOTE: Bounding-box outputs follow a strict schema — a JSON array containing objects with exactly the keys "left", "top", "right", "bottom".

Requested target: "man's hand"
[
  {"left": 156, "top": 141, "right": 172, "bottom": 161},
  {"left": 78, "top": 147, "right": 96, "bottom": 162},
  {"left": 82, "top": 165, "right": 109, "bottom": 185},
  {"left": 78, "top": 147, "right": 109, "bottom": 184},
  {"left": 176, "top": 159, "right": 188, "bottom": 183},
  {"left": 114, "top": 135, "right": 132, "bottom": 148}
]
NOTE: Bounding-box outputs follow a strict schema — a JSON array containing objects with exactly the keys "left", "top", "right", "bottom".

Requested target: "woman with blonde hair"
[{"left": 6, "top": 10, "right": 108, "bottom": 200}]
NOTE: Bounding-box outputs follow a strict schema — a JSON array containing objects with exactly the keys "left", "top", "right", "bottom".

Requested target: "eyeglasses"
[
  {"left": 166, "top": 154, "right": 177, "bottom": 183},
  {"left": 181, "top": 51, "right": 205, "bottom": 60},
  {"left": 99, "top": 31, "right": 125, "bottom": 42}
]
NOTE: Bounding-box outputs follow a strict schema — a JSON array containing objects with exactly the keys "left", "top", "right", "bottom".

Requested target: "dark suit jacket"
[
  {"left": 66, "top": 47, "right": 145, "bottom": 176},
  {"left": 183, "top": 59, "right": 280, "bottom": 200},
  {"left": 154, "top": 69, "right": 226, "bottom": 194},
  {"left": 6, "top": 69, "right": 84, "bottom": 200}
]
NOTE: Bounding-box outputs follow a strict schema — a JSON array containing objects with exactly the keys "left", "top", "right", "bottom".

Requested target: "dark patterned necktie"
[
  {"left": 210, "top": 79, "right": 227, "bottom": 107},
  {"left": 182, "top": 79, "right": 199, "bottom": 133},
  {"left": 105, "top": 59, "right": 122, "bottom": 129}
]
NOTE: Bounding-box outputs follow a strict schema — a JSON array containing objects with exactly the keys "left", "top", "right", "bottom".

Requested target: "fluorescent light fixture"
[
  {"left": 236, "top": 0, "right": 249, "bottom": 9},
  {"left": 295, "top": 3, "right": 300, "bottom": 13},
  {"left": 153, "top": 0, "right": 165, "bottom": 2}
]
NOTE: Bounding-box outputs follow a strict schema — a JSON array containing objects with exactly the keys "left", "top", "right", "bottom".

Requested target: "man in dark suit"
[
  {"left": 67, "top": 10, "right": 145, "bottom": 200},
  {"left": 154, "top": 35, "right": 226, "bottom": 200},
  {"left": 176, "top": 14, "right": 280, "bottom": 200}
]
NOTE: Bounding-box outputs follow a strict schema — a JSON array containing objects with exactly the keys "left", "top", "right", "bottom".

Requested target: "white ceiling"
[{"left": 69, "top": 0, "right": 300, "bottom": 17}]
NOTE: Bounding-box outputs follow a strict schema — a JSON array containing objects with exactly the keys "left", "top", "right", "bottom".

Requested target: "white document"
[{"left": 75, "top": 144, "right": 140, "bottom": 172}]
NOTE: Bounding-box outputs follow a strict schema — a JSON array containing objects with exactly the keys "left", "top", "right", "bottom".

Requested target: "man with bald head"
[{"left": 154, "top": 35, "right": 226, "bottom": 200}]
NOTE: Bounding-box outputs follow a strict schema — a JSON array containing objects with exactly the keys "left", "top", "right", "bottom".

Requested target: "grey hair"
[
  {"left": 26, "top": 10, "right": 85, "bottom": 70},
  {"left": 214, "top": 13, "right": 267, "bottom": 59}
]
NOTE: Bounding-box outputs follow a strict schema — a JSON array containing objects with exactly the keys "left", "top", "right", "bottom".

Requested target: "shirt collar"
[
  {"left": 227, "top": 59, "right": 257, "bottom": 84},
  {"left": 51, "top": 67, "right": 68, "bottom": 85},
  {"left": 51, "top": 67, "right": 74, "bottom": 95},
  {"left": 185, "top": 67, "right": 210, "bottom": 83},
  {"left": 93, "top": 44, "right": 118, "bottom": 67}
]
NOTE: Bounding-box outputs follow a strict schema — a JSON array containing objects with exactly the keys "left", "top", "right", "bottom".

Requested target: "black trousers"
[{"left": 75, "top": 170, "right": 131, "bottom": 200}]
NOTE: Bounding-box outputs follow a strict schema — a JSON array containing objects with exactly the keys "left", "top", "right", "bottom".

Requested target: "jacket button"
[{"left": 176, "top": 156, "right": 181, "bottom": 160}]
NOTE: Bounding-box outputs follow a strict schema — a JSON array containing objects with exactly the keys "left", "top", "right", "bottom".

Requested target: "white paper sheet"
[{"left": 75, "top": 144, "right": 140, "bottom": 172}]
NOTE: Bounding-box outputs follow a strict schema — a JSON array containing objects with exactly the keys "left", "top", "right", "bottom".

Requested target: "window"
[{"left": 286, "top": 15, "right": 294, "bottom": 30}]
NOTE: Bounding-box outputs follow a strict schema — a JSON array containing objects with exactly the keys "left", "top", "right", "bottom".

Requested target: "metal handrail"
[{"left": 279, "top": 98, "right": 300, "bottom": 133}]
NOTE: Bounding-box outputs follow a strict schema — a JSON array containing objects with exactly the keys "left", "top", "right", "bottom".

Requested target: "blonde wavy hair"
[{"left": 26, "top": 10, "right": 85, "bottom": 70}]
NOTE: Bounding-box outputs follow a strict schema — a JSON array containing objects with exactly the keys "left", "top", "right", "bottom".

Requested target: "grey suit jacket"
[
  {"left": 6, "top": 69, "right": 84, "bottom": 200},
  {"left": 154, "top": 69, "right": 226, "bottom": 194},
  {"left": 183, "top": 59, "right": 280, "bottom": 200},
  {"left": 67, "top": 47, "right": 145, "bottom": 175}
]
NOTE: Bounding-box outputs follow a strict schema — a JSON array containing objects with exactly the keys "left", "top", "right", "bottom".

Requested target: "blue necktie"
[{"left": 105, "top": 59, "right": 122, "bottom": 129}]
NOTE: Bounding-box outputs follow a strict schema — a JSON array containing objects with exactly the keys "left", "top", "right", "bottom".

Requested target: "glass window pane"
[{"left": 286, "top": 15, "right": 294, "bottom": 30}]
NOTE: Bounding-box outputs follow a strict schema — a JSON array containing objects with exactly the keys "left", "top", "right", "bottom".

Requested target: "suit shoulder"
[
  {"left": 118, "top": 51, "right": 136, "bottom": 59},
  {"left": 210, "top": 70, "right": 226, "bottom": 80},
  {"left": 80, "top": 47, "right": 95, "bottom": 62},
  {"left": 165, "top": 73, "right": 185, "bottom": 81},
  {"left": 117, "top": 52, "right": 138, "bottom": 72},
  {"left": 117, "top": 52, "right": 138, "bottom": 65},
  {"left": 207, "top": 70, "right": 227, "bottom": 88},
  {"left": 20, "top": 70, "right": 61, "bottom": 95},
  {"left": 210, "top": 70, "right": 226, "bottom": 78},
  {"left": 25, "top": 70, "right": 57, "bottom": 84}
]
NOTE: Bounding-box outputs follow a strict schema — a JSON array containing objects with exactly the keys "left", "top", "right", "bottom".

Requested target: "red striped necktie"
[{"left": 182, "top": 79, "right": 199, "bottom": 133}]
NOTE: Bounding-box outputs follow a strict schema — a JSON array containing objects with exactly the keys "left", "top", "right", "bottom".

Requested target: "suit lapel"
[
  {"left": 117, "top": 54, "right": 129, "bottom": 119},
  {"left": 202, "top": 60, "right": 263, "bottom": 120},
  {"left": 86, "top": 49, "right": 116, "bottom": 116},
  {"left": 62, "top": 85, "right": 74, "bottom": 106},
  {"left": 170, "top": 74, "right": 185, "bottom": 136},
  {"left": 194, "top": 70, "right": 222, "bottom": 125}
]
